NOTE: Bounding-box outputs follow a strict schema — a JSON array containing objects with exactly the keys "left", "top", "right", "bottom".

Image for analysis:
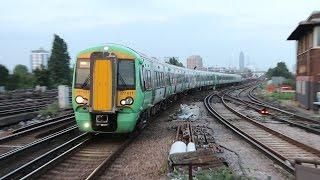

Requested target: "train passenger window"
[
  {"left": 149, "top": 71, "right": 152, "bottom": 88},
  {"left": 142, "top": 67, "right": 151, "bottom": 91},
  {"left": 162, "top": 73, "right": 165, "bottom": 86},
  {"left": 143, "top": 69, "right": 152, "bottom": 90},
  {"left": 156, "top": 72, "right": 160, "bottom": 88},
  {"left": 75, "top": 59, "right": 90, "bottom": 89},
  {"left": 117, "top": 60, "right": 135, "bottom": 90}
]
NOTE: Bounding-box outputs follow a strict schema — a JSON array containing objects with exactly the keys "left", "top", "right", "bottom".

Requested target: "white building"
[
  {"left": 30, "top": 48, "right": 49, "bottom": 70},
  {"left": 187, "top": 55, "right": 203, "bottom": 70}
]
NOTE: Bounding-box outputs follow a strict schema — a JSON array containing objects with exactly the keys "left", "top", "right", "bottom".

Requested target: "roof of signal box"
[{"left": 287, "top": 11, "right": 320, "bottom": 40}]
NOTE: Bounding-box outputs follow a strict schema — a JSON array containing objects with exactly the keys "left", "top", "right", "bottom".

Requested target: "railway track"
[
  {"left": 1, "top": 130, "right": 140, "bottom": 179},
  {"left": 204, "top": 89, "right": 320, "bottom": 173},
  {"left": 0, "top": 104, "right": 73, "bottom": 128},
  {"left": 0, "top": 125, "right": 82, "bottom": 179},
  {"left": 0, "top": 92, "right": 58, "bottom": 104},
  {"left": 0, "top": 105, "right": 48, "bottom": 118},
  {"left": 228, "top": 85, "right": 320, "bottom": 134},
  {"left": 0, "top": 98, "right": 55, "bottom": 111},
  {"left": 0, "top": 114, "right": 75, "bottom": 155}
]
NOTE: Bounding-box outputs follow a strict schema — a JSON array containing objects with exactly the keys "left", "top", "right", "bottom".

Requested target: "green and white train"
[{"left": 72, "top": 44, "right": 242, "bottom": 133}]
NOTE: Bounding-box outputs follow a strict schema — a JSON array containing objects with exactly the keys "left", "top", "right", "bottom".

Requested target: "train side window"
[
  {"left": 155, "top": 72, "right": 158, "bottom": 88},
  {"left": 143, "top": 70, "right": 151, "bottom": 90},
  {"left": 162, "top": 72, "right": 165, "bottom": 87},
  {"left": 141, "top": 66, "right": 146, "bottom": 91},
  {"left": 148, "top": 70, "right": 152, "bottom": 90},
  {"left": 157, "top": 72, "right": 159, "bottom": 88}
]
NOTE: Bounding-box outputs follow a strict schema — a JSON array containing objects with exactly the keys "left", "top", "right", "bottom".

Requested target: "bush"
[
  {"left": 170, "top": 168, "right": 250, "bottom": 180},
  {"left": 195, "top": 168, "right": 250, "bottom": 180},
  {"left": 268, "top": 92, "right": 294, "bottom": 100},
  {"left": 39, "top": 101, "right": 59, "bottom": 117}
]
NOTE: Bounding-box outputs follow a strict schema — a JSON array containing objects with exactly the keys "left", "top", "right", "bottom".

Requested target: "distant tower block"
[
  {"left": 58, "top": 85, "right": 70, "bottom": 109},
  {"left": 239, "top": 51, "right": 245, "bottom": 71},
  {"left": 30, "top": 48, "right": 49, "bottom": 71},
  {"left": 187, "top": 55, "right": 203, "bottom": 70}
]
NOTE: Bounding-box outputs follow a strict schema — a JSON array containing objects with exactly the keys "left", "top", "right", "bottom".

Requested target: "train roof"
[{"left": 77, "top": 43, "right": 241, "bottom": 78}]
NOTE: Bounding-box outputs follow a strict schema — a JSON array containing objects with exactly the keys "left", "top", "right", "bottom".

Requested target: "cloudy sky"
[{"left": 0, "top": 0, "right": 319, "bottom": 71}]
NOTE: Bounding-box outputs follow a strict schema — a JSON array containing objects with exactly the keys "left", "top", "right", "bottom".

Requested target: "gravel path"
[
  {"left": 99, "top": 97, "right": 189, "bottom": 179},
  {"left": 95, "top": 89, "right": 298, "bottom": 179},
  {"left": 195, "top": 101, "right": 293, "bottom": 179}
]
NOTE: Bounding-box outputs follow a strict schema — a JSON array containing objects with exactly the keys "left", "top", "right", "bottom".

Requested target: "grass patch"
[
  {"left": 196, "top": 168, "right": 250, "bottom": 180},
  {"left": 170, "top": 167, "right": 250, "bottom": 180},
  {"left": 267, "top": 92, "right": 294, "bottom": 100},
  {"left": 39, "top": 101, "right": 59, "bottom": 117}
]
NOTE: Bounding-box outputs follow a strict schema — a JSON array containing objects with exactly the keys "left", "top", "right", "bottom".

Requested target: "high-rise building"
[
  {"left": 30, "top": 48, "right": 49, "bottom": 70},
  {"left": 187, "top": 55, "right": 203, "bottom": 70},
  {"left": 239, "top": 51, "right": 245, "bottom": 71}
]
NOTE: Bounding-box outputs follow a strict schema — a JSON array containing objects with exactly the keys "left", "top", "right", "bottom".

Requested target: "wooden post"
[{"left": 188, "top": 164, "right": 193, "bottom": 180}]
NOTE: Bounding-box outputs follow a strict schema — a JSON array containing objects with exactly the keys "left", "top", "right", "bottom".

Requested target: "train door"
[
  {"left": 153, "top": 64, "right": 165, "bottom": 104},
  {"left": 141, "top": 62, "right": 153, "bottom": 109},
  {"left": 90, "top": 53, "right": 117, "bottom": 113}
]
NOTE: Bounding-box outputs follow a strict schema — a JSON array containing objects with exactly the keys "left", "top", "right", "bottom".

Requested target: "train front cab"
[{"left": 72, "top": 48, "right": 142, "bottom": 133}]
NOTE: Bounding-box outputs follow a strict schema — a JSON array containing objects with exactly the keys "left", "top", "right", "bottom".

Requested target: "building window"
[
  {"left": 314, "top": 26, "right": 320, "bottom": 47},
  {"left": 317, "top": 27, "right": 320, "bottom": 46}
]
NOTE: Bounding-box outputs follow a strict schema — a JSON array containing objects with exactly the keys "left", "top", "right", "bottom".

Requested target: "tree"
[
  {"left": 6, "top": 74, "right": 20, "bottom": 90},
  {"left": 33, "top": 65, "right": 49, "bottom": 86},
  {"left": 266, "top": 62, "right": 293, "bottom": 79},
  {"left": 166, "top": 57, "right": 184, "bottom": 67},
  {"left": 12, "top": 64, "right": 35, "bottom": 89},
  {"left": 48, "top": 34, "right": 71, "bottom": 87},
  {"left": 0, "top": 64, "right": 9, "bottom": 86},
  {"left": 13, "top": 64, "right": 28, "bottom": 76}
]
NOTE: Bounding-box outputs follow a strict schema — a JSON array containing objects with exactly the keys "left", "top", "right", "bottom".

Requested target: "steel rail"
[
  {"left": 204, "top": 90, "right": 320, "bottom": 174},
  {"left": 0, "top": 133, "right": 90, "bottom": 180},
  {"left": 247, "top": 85, "right": 320, "bottom": 124},
  {"left": 0, "top": 125, "right": 79, "bottom": 163},
  {"left": 226, "top": 94, "right": 320, "bottom": 135},
  {"left": 86, "top": 131, "right": 141, "bottom": 180},
  {"left": 11, "top": 112, "right": 74, "bottom": 134},
  {"left": 19, "top": 126, "right": 144, "bottom": 179},
  {"left": 0, "top": 115, "right": 75, "bottom": 143}
]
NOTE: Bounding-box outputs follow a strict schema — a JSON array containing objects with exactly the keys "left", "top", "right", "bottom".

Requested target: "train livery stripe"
[{"left": 92, "top": 59, "right": 113, "bottom": 111}]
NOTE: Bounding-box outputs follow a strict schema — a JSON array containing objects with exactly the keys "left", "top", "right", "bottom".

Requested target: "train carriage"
[{"left": 72, "top": 44, "right": 242, "bottom": 133}]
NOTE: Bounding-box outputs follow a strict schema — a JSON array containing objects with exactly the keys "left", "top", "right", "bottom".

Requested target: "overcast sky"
[{"left": 0, "top": 0, "right": 319, "bottom": 72}]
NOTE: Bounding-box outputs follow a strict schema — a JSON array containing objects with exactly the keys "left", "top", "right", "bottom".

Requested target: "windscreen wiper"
[
  {"left": 81, "top": 75, "right": 91, "bottom": 89},
  {"left": 118, "top": 72, "right": 128, "bottom": 89}
]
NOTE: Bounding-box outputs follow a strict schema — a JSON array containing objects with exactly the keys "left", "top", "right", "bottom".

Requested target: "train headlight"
[
  {"left": 75, "top": 96, "right": 87, "bottom": 104},
  {"left": 84, "top": 122, "right": 90, "bottom": 128},
  {"left": 120, "top": 97, "right": 134, "bottom": 105}
]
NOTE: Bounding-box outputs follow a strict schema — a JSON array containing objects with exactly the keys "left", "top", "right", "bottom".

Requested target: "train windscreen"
[
  {"left": 117, "top": 59, "right": 135, "bottom": 90},
  {"left": 75, "top": 59, "right": 90, "bottom": 89}
]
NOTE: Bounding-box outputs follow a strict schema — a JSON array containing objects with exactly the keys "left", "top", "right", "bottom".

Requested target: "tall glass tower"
[{"left": 239, "top": 51, "right": 245, "bottom": 71}]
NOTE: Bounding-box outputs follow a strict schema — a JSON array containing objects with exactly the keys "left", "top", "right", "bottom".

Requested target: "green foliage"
[
  {"left": 48, "top": 34, "right": 71, "bottom": 87},
  {"left": 266, "top": 62, "right": 293, "bottom": 80},
  {"left": 6, "top": 74, "right": 20, "bottom": 90},
  {"left": 170, "top": 168, "right": 250, "bottom": 180},
  {"left": 0, "top": 64, "right": 9, "bottom": 86},
  {"left": 13, "top": 64, "right": 28, "bottom": 77},
  {"left": 195, "top": 168, "right": 250, "bottom": 180},
  {"left": 39, "top": 101, "right": 59, "bottom": 116},
  {"left": 166, "top": 57, "right": 184, "bottom": 67},
  {"left": 5, "top": 64, "right": 35, "bottom": 90},
  {"left": 11, "top": 64, "right": 35, "bottom": 89},
  {"left": 267, "top": 92, "right": 294, "bottom": 100},
  {"left": 33, "top": 65, "right": 49, "bottom": 86}
]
